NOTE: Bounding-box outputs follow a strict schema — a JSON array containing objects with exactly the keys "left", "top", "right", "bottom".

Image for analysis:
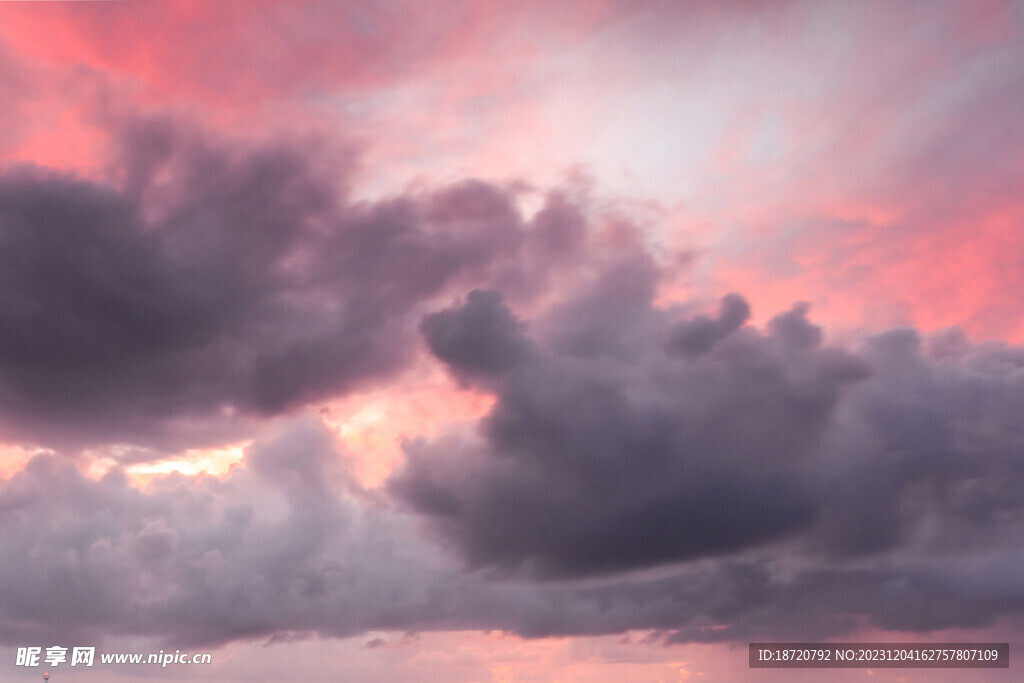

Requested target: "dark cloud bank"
[
  {"left": 1, "top": 125, "right": 1023, "bottom": 649},
  {"left": 0, "top": 119, "right": 577, "bottom": 450}
]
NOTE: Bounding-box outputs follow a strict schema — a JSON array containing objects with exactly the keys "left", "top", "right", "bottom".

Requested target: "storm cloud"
[
  {"left": 2, "top": 354, "right": 1022, "bottom": 651},
  {"left": 386, "top": 266, "right": 1024, "bottom": 632},
  {"left": 1, "top": 123, "right": 1022, "bottom": 650},
  {"left": 395, "top": 268, "right": 871, "bottom": 577},
  {"left": 1, "top": 2, "right": 1024, "bottom": 678},
  {"left": 0, "top": 121, "right": 578, "bottom": 450}
]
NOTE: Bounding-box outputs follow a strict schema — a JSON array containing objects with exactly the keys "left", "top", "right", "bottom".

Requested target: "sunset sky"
[{"left": 0, "top": 1, "right": 1022, "bottom": 681}]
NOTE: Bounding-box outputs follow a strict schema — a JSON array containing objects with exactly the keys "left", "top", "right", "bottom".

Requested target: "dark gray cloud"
[
  {"left": 812, "top": 328, "right": 1024, "bottom": 558},
  {"left": 420, "top": 290, "right": 534, "bottom": 381},
  {"left": 2, "top": 119, "right": 1023, "bottom": 655},
  {"left": 395, "top": 270, "right": 869, "bottom": 578},
  {"left": 667, "top": 291, "right": 750, "bottom": 357},
  {"left": 2, "top": 414, "right": 1022, "bottom": 652},
  {"left": 538, "top": 254, "right": 661, "bottom": 362},
  {"left": 383, "top": 269, "right": 1024, "bottom": 638},
  {"left": 0, "top": 121, "right": 584, "bottom": 450}
]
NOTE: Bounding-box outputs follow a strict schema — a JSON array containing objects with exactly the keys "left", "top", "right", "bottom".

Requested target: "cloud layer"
[
  {"left": 4, "top": 311, "right": 1023, "bottom": 649},
  {"left": 0, "top": 3, "right": 1022, "bottom": 669},
  {"left": 0, "top": 121, "right": 582, "bottom": 450},
  {"left": 2, "top": 128, "right": 1021, "bottom": 645},
  {"left": 400, "top": 277, "right": 866, "bottom": 577}
]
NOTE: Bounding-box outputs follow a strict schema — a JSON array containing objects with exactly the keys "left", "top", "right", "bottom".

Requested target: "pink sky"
[{"left": 0, "top": 1, "right": 1022, "bottom": 681}]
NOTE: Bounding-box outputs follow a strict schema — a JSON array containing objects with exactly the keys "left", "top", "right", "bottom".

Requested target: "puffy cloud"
[
  {"left": 396, "top": 273, "right": 870, "bottom": 578},
  {"left": 0, "top": 121, "right": 587, "bottom": 450},
  {"left": 420, "top": 290, "right": 534, "bottom": 381},
  {"left": 1, "top": 415, "right": 1021, "bottom": 652},
  {"left": 385, "top": 271, "right": 1024, "bottom": 638},
  {"left": 812, "top": 328, "right": 1024, "bottom": 558},
  {"left": 0, "top": 418, "right": 401, "bottom": 647},
  {"left": 667, "top": 292, "right": 751, "bottom": 356},
  {"left": 1, "top": 120, "right": 1022, "bottom": 649},
  {"left": 0, "top": 0, "right": 1022, "bottom": 668}
]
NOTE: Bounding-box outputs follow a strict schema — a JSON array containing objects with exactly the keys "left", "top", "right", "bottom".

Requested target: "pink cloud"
[{"left": 0, "top": 0, "right": 613, "bottom": 106}]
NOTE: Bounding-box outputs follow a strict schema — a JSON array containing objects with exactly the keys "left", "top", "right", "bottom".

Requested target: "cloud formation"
[
  {"left": 0, "top": 121, "right": 581, "bottom": 449},
  {"left": 395, "top": 268, "right": 871, "bottom": 578},
  {"left": 2, "top": 327, "right": 1023, "bottom": 651},
  {"left": 386, "top": 269, "right": 1024, "bottom": 635},
  {"left": 0, "top": 117, "right": 1020, "bottom": 656},
  {"left": 0, "top": 2, "right": 1022, "bottom": 665}
]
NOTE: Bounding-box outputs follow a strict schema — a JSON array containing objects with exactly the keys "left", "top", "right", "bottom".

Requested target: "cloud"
[
  {"left": 1, "top": 343, "right": 1023, "bottom": 651},
  {"left": 0, "top": 417, "right": 394, "bottom": 647},
  {"left": 420, "top": 290, "right": 534, "bottom": 381},
  {"left": 0, "top": 0, "right": 614, "bottom": 107},
  {"left": 0, "top": 45, "right": 34, "bottom": 156},
  {"left": 811, "top": 328, "right": 1024, "bottom": 558},
  {"left": 0, "top": 116, "right": 1022, "bottom": 651},
  {"left": 395, "top": 271, "right": 871, "bottom": 578},
  {"left": 667, "top": 292, "right": 751, "bottom": 357},
  {"left": 0, "top": 120, "right": 586, "bottom": 450},
  {"left": 1, "top": 1, "right": 1023, "bottom": 667},
  {"left": 384, "top": 270, "right": 1024, "bottom": 637},
  {"left": 0, "top": 418, "right": 788, "bottom": 648}
]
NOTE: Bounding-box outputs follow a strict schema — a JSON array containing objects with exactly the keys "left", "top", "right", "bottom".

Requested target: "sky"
[{"left": 0, "top": 0, "right": 1022, "bottom": 681}]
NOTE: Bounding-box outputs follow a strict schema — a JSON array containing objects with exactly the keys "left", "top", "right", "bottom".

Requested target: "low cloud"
[
  {"left": 0, "top": 120, "right": 585, "bottom": 450},
  {"left": 0, "top": 417, "right": 1020, "bottom": 651},
  {"left": 0, "top": 120, "right": 1022, "bottom": 654},
  {"left": 396, "top": 269, "right": 870, "bottom": 578}
]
